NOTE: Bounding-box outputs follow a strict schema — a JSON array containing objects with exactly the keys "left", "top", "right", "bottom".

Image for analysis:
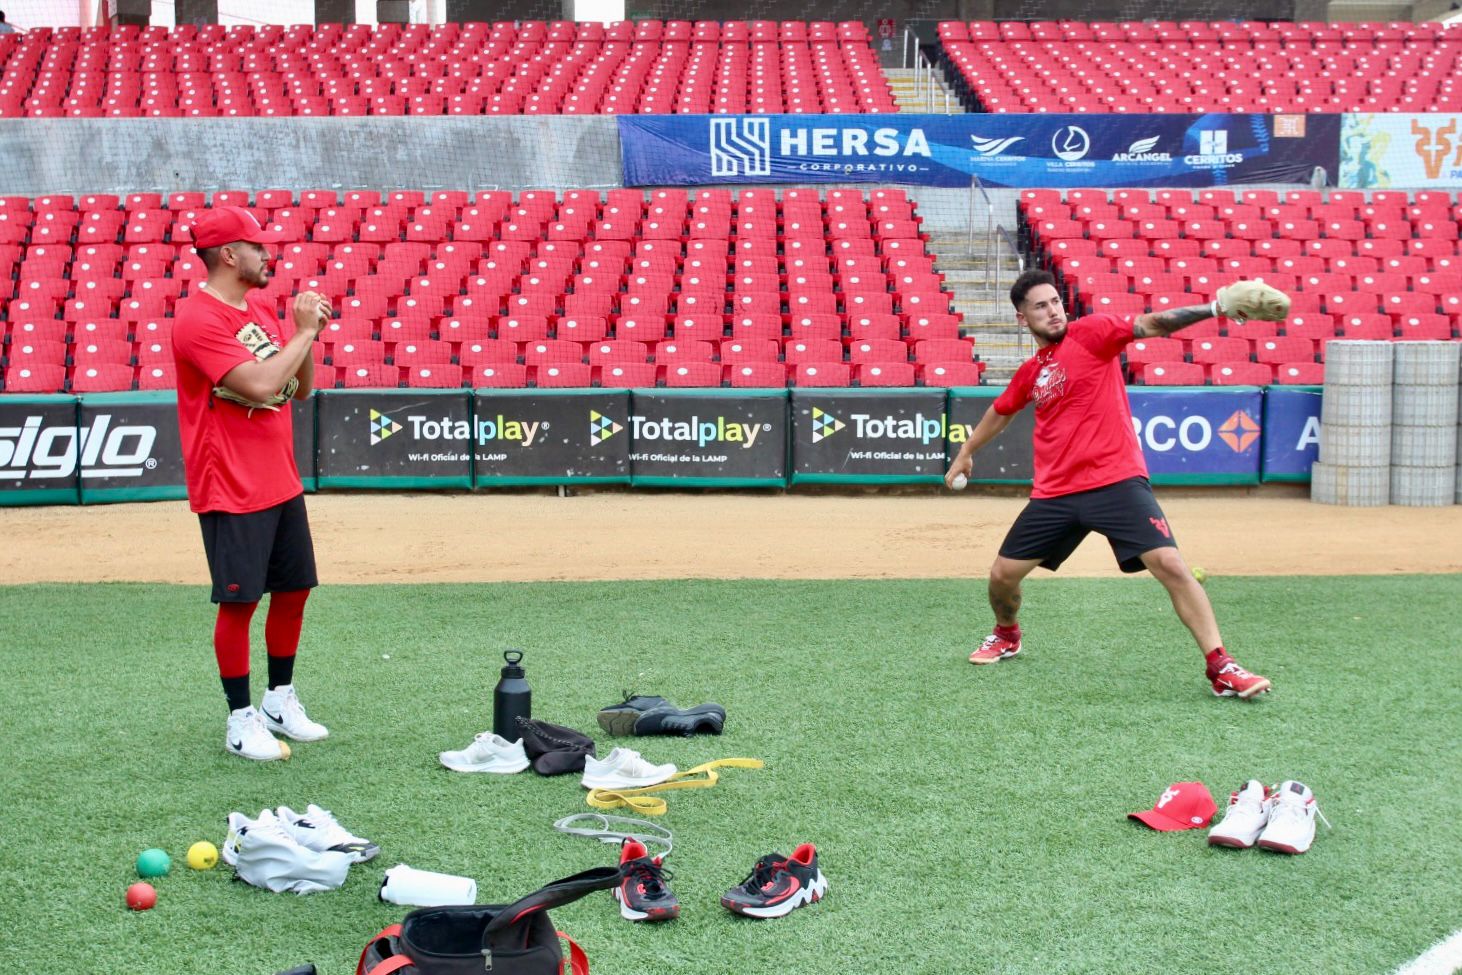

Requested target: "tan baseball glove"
[{"left": 1214, "top": 281, "right": 1291, "bottom": 323}]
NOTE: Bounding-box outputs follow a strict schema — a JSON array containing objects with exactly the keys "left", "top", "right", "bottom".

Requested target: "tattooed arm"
[{"left": 1133, "top": 301, "right": 1219, "bottom": 339}]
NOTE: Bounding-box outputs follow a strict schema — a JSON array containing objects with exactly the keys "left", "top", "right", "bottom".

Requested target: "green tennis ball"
[
  {"left": 136, "top": 848, "right": 172, "bottom": 878},
  {"left": 1192, "top": 567, "right": 1208, "bottom": 585}
]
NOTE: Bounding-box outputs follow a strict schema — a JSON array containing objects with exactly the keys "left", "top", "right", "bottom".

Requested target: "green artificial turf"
[{"left": 1, "top": 576, "right": 1458, "bottom": 975}]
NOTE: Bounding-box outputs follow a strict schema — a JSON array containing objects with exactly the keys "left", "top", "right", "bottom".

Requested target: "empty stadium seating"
[
  {"left": 0, "top": 188, "right": 978, "bottom": 393},
  {"left": 1019, "top": 187, "right": 1462, "bottom": 385},
  {"left": 939, "top": 20, "right": 1462, "bottom": 113},
  {"left": 0, "top": 21, "right": 897, "bottom": 117}
]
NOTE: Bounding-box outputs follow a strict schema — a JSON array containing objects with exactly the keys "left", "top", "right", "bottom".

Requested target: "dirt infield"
[{"left": 2, "top": 489, "right": 1460, "bottom": 584}]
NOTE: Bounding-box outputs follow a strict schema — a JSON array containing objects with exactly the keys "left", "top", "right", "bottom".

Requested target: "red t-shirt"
[
  {"left": 993, "top": 313, "right": 1149, "bottom": 499},
  {"left": 172, "top": 290, "right": 303, "bottom": 514}
]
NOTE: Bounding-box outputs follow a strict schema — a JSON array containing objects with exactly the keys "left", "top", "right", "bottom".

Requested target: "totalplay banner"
[
  {"left": 790, "top": 388, "right": 948, "bottom": 483},
  {"left": 1128, "top": 388, "right": 1263, "bottom": 485},
  {"left": 473, "top": 389, "right": 631, "bottom": 485},
  {"left": 628, "top": 389, "right": 787, "bottom": 486},
  {"left": 316, "top": 390, "right": 472, "bottom": 489},
  {"left": 620, "top": 113, "right": 1339, "bottom": 188},
  {"left": 946, "top": 389, "right": 1035, "bottom": 484}
]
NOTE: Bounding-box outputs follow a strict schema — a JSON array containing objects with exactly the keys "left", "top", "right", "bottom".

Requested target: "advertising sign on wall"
[
  {"left": 946, "top": 389, "right": 1035, "bottom": 483},
  {"left": 629, "top": 389, "right": 787, "bottom": 486},
  {"left": 791, "top": 388, "right": 948, "bottom": 483},
  {"left": 473, "top": 389, "right": 632, "bottom": 485},
  {"left": 1129, "top": 387, "right": 1264, "bottom": 485},
  {"left": 1340, "top": 114, "right": 1462, "bottom": 188},
  {"left": 1261, "top": 386, "right": 1321, "bottom": 482},
  {"left": 316, "top": 390, "right": 472, "bottom": 489},
  {"left": 75, "top": 391, "right": 187, "bottom": 504},
  {"left": 0, "top": 394, "right": 81, "bottom": 505},
  {"left": 620, "top": 113, "right": 1339, "bottom": 188}
]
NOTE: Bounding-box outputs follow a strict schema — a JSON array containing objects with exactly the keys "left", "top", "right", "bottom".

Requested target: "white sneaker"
[
  {"left": 221, "top": 810, "right": 255, "bottom": 866},
  {"left": 260, "top": 685, "right": 329, "bottom": 742},
  {"left": 581, "top": 747, "right": 677, "bottom": 790},
  {"left": 276, "top": 803, "right": 380, "bottom": 863},
  {"left": 439, "top": 732, "right": 530, "bottom": 774},
  {"left": 226, "top": 706, "right": 291, "bottom": 761},
  {"left": 229, "top": 808, "right": 353, "bottom": 894},
  {"left": 1207, "top": 780, "right": 1273, "bottom": 849},
  {"left": 1257, "top": 780, "right": 1325, "bottom": 854}
]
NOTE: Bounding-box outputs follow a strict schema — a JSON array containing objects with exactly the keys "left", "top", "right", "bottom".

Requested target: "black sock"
[
  {"left": 267, "top": 654, "right": 295, "bottom": 690},
  {"left": 222, "top": 675, "right": 251, "bottom": 713}
]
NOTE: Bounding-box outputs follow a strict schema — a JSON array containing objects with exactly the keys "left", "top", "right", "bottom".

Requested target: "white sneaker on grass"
[
  {"left": 260, "top": 684, "right": 329, "bottom": 742},
  {"left": 1257, "top": 780, "right": 1326, "bottom": 854},
  {"left": 221, "top": 810, "right": 255, "bottom": 866},
  {"left": 1207, "top": 780, "right": 1273, "bottom": 849},
  {"left": 439, "top": 732, "right": 530, "bottom": 774},
  {"left": 276, "top": 803, "right": 380, "bottom": 863},
  {"left": 582, "top": 747, "right": 677, "bottom": 790},
  {"left": 226, "top": 706, "right": 291, "bottom": 761}
]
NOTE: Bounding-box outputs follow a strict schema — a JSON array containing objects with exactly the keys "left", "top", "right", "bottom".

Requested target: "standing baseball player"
[
  {"left": 946, "top": 269, "right": 1287, "bottom": 699},
  {"left": 172, "top": 206, "right": 332, "bottom": 760}
]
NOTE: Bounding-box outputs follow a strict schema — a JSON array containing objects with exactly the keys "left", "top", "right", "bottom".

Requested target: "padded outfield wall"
[{"left": 0, "top": 386, "right": 1322, "bottom": 504}]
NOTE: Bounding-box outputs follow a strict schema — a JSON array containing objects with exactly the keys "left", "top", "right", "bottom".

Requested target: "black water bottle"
[{"left": 493, "top": 649, "right": 532, "bottom": 740}]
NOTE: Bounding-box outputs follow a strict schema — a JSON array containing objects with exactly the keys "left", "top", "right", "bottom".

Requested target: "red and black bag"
[{"left": 357, "top": 866, "right": 624, "bottom": 975}]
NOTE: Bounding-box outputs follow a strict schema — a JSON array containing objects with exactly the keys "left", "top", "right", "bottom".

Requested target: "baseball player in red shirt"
[
  {"left": 947, "top": 269, "right": 1289, "bottom": 699},
  {"left": 172, "top": 206, "right": 332, "bottom": 760}
]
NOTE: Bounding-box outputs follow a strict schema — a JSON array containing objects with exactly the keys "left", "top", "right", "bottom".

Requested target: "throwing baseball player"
[
  {"left": 946, "top": 269, "right": 1288, "bottom": 699},
  {"left": 172, "top": 206, "right": 332, "bottom": 760}
]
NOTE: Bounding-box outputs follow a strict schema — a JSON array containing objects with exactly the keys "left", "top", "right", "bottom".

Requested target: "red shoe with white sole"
[
  {"left": 1209, "top": 657, "right": 1271, "bottom": 699},
  {"left": 721, "top": 843, "right": 827, "bottom": 919}
]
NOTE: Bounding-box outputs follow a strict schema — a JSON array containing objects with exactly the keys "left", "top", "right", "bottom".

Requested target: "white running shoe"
[
  {"left": 226, "top": 706, "right": 291, "bottom": 761},
  {"left": 1257, "top": 780, "right": 1325, "bottom": 854},
  {"left": 221, "top": 810, "right": 256, "bottom": 866},
  {"left": 1207, "top": 780, "right": 1273, "bottom": 849},
  {"left": 260, "top": 685, "right": 329, "bottom": 742},
  {"left": 276, "top": 803, "right": 380, "bottom": 863},
  {"left": 582, "top": 747, "right": 677, "bottom": 790},
  {"left": 230, "top": 808, "right": 353, "bottom": 894},
  {"left": 439, "top": 732, "right": 530, "bottom": 774}
]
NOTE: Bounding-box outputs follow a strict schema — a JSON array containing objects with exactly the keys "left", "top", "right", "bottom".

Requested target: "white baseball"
[{"left": 951, "top": 473, "right": 969, "bottom": 491}]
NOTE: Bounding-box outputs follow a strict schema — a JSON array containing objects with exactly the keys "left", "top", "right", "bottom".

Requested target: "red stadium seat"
[{"left": 1140, "top": 362, "right": 1205, "bottom": 385}]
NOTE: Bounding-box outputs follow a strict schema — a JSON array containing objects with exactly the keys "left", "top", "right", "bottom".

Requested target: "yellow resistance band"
[{"left": 586, "top": 758, "right": 764, "bottom": 816}]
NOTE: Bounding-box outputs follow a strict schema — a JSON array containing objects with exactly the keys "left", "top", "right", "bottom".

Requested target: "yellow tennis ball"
[
  {"left": 279, "top": 740, "right": 291, "bottom": 760},
  {"left": 187, "top": 841, "right": 218, "bottom": 871},
  {"left": 1192, "top": 567, "right": 1208, "bottom": 585}
]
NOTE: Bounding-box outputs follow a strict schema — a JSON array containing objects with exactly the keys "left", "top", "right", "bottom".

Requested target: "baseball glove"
[
  {"left": 212, "top": 376, "right": 299, "bottom": 412},
  {"left": 1215, "top": 280, "right": 1291, "bottom": 323}
]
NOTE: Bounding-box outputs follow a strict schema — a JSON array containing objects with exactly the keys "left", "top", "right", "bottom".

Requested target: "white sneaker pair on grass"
[
  {"left": 221, "top": 805, "right": 378, "bottom": 894},
  {"left": 226, "top": 685, "right": 328, "bottom": 762},
  {"left": 1207, "top": 780, "right": 1330, "bottom": 854},
  {"left": 439, "top": 733, "right": 531, "bottom": 774},
  {"left": 582, "top": 747, "right": 676, "bottom": 790},
  {"left": 438, "top": 737, "right": 676, "bottom": 790}
]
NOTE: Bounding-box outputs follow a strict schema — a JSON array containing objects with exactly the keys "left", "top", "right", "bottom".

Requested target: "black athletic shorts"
[
  {"left": 198, "top": 493, "right": 318, "bottom": 603},
  {"left": 998, "top": 476, "right": 1178, "bottom": 574}
]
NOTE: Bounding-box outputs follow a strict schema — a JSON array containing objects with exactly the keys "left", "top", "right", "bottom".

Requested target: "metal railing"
[{"left": 904, "top": 29, "right": 952, "bottom": 113}]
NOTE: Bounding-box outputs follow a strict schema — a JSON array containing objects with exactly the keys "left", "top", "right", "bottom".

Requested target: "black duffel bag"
[{"left": 357, "top": 866, "right": 624, "bottom": 975}]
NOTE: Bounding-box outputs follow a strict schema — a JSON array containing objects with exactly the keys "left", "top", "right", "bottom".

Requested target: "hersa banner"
[{"left": 619, "top": 113, "right": 1339, "bottom": 188}]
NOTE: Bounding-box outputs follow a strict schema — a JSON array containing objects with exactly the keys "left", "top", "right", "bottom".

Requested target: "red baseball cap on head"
[
  {"left": 189, "top": 206, "right": 285, "bottom": 249},
  {"left": 1128, "top": 781, "right": 1218, "bottom": 831}
]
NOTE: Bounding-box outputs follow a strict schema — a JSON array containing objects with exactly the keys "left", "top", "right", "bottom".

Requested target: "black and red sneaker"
[
  {"left": 614, "top": 839, "right": 679, "bottom": 922},
  {"left": 720, "top": 843, "right": 827, "bottom": 919}
]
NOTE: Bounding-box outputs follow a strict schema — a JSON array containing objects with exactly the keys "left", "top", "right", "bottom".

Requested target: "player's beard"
[{"left": 242, "top": 263, "right": 271, "bottom": 289}]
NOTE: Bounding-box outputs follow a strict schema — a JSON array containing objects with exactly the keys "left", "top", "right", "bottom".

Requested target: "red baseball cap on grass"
[
  {"left": 1128, "top": 781, "right": 1218, "bottom": 831},
  {"left": 189, "top": 206, "right": 285, "bottom": 249}
]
